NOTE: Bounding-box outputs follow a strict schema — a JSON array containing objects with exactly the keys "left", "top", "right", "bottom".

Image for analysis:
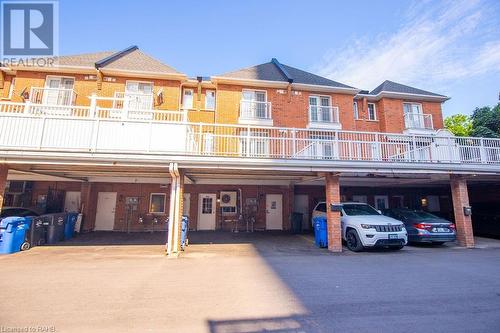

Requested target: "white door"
[
  {"left": 183, "top": 89, "right": 194, "bottom": 109},
  {"left": 183, "top": 193, "right": 191, "bottom": 217},
  {"left": 352, "top": 195, "right": 368, "bottom": 204},
  {"left": 266, "top": 194, "right": 283, "bottom": 230},
  {"left": 64, "top": 191, "right": 81, "bottom": 212},
  {"left": 94, "top": 192, "right": 117, "bottom": 231},
  {"left": 294, "top": 194, "right": 309, "bottom": 230},
  {"left": 374, "top": 195, "right": 389, "bottom": 210},
  {"left": 125, "top": 81, "right": 153, "bottom": 110},
  {"left": 198, "top": 193, "right": 216, "bottom": 230}
]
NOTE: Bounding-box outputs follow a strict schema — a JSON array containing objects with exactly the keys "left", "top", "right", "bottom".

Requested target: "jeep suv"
[{"left": 312, "top": 202, "right": 408, "bottom": 252}]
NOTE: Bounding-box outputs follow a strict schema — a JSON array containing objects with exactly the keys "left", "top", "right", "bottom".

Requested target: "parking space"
[{"left": 2, "top": 231, "right": 500, "bottom": 332}]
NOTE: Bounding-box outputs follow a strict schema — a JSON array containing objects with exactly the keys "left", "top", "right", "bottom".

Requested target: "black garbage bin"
[
  {"left": 45, "top": 213, "right": 66, "bottom": 244},
  {"left": 27, "top": 216, "right": 47, "bottom": 247},
  {"left": 291, "top": 212, "right": 303, "bottom": 234}
]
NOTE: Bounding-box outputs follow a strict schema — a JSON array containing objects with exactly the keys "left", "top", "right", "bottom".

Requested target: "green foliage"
[
  {"left": 444, "top": 114, "right": 472, "bottom": 137},
  {"left": 470, "top": 103, "right": 500, "bottom": 138}
]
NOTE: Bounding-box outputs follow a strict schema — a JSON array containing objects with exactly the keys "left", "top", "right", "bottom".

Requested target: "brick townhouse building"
[{"left": 0, "top": 46, "right": 499, "bottom": 254}]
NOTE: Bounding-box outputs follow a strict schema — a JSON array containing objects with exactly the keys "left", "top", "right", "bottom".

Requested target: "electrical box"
[
  {"left": 125, "top": 197, "right": 139, "bottom": 211},
  {"left": 463, "top": 206, "right": 472, "bottom": 216}
]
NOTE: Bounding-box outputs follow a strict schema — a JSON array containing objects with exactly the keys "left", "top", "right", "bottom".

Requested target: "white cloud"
[{"left": 315, "top": 0, "right": 500, "bottom": 92}]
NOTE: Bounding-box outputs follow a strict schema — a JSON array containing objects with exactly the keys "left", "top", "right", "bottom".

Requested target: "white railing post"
[
  {"left": 428, "top": 114, "right": 434, "bottom": 130},
  {"left": 198, "top": 123, "right": 203, "bottom": 154},
  {"left": 24, "top": 101, "right": 31, "bottom": 114},
  {"left": 122, "top": 96, "right": 130, "bottom": 120},
  {"left": 182, "top": 109, "right": 189, "bottom": 122},
  {"left": 479, "top": 138, "right": 487, "bottom": 163},
  {"left": 412, "top": 135, "right": 419, "bottom": 162},
  {"left": 291, "top": 129, "right": 296, "bottom": 157},
  {"left": 447, "top": 136, "right": 453, "bottom": 162},
  {"left": 374, "top": 133, "right": 381, "bottom": 161},
  {"left": 89, "top": 93, "right": 97, "bottom": 118},
  {"left": 246, "top": 125, "right": 251, "bottom": 157}
]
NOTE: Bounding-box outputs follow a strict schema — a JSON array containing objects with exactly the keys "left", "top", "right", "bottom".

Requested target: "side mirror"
[{"left": 377, "top": 210, "right": 382, "bottom": 215}]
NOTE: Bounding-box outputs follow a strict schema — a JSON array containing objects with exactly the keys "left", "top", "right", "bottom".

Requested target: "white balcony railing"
[
  {"left": 239, "top": 100, "right": 272, "bottom": 120},
  {"left": 0, "top": 100, "right": 499, "bottom": 166},
  {"left": 309, "top": 106, "right": 339, "bottom": 124},
  {"left": 404, "top": 113, "right": 433, "bottom": 130},
  {"left": 113, "top": 91, "right": 154, "bottom": 111},
  {"left": 30, "top": 87, "right": 77, "bottom": 106}
]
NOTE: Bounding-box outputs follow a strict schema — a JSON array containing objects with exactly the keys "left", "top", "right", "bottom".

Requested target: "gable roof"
[
  {"left": 370, "top": 80, "right": 447, "bottom": 98},
  {"left": 215, "top": 58, "right": 357, "bottom": 91},
  {"left": 10, "top": 46, "right": 183, "bottom": 77}
]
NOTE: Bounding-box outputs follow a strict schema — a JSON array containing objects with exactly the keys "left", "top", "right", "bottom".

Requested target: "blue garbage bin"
[
  {"left": 181, "top": 215, "right": 189, "bottom": 250},
  {"left": 0, "top": 217, "right": 32, "bottom": 254},
  {"left": 64, "top": 212, "right": 78, "bottom": 240},
  {"left": 313, "top": 216, "right": 328, "bottom": 248}
]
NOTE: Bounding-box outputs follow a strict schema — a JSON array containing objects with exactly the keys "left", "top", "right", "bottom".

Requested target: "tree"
[
  {"left": 444, "top": 114, "right": 472, "bottom": 137},
  {"left": 471, "top": 103, "right": 500, "bottom": 138}
]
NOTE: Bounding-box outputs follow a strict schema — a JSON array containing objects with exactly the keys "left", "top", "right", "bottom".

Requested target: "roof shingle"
[{"left": 370, "top": 80, "right": 446, "bottom": 97}]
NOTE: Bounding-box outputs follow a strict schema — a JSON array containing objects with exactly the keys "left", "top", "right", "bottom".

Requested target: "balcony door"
[
  {"left": 309, "top": 96, "right": 331, "bottom": 122},
  {"left": 125, "top": 81, "right": 153, "bottom": 110},
  {"left": 241, "top": 90, "right": 267, "bottom": 119},
  {"left": 403, "top": 103, "right": 423, "bottom": 128},
  {"left": 43, "top": 77, "right": 74, "bottom": 105}
]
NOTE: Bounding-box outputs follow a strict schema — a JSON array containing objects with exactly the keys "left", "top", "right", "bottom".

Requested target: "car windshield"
[
  {"left": 0, "top": 208, "right": 35, "bottom": 218},
  {"left": 398, "top": 210, "right": 439, "bottom": 220},
  {"left": 343, "top": 204, "right": 380, "bottom": 216}
]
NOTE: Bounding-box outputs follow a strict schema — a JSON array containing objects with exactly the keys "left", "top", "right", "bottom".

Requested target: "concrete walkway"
[{"left": 1, "top": 232, "right": 500, "bottom": 332}]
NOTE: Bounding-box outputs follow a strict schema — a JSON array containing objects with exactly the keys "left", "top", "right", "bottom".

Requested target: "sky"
[{"left": 58, "top": 0, "right": 500, "bottom": 117}]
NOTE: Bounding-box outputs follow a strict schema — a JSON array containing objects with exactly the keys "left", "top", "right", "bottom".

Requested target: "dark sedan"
[
  {"left": 0, "top": 207, "right": 41, "bottom": 220},
  {"left": 383, "top": 208, "right": 456, "bottom": 244}
]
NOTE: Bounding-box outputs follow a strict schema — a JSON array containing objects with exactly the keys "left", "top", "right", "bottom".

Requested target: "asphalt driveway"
[{"left": 1, "top": 232, "right": 500, "bottom": 333}]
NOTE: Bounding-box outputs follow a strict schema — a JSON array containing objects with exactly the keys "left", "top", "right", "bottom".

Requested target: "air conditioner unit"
[{"left": 219, "top": 191, "right": 237, "bottom": 207}]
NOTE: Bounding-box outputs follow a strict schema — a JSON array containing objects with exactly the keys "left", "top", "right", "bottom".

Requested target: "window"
[
  {"left": 309, "top": 96, "right": 332, "bottom": 122},
  {"left": 43, "top": 76, "right": 75, "bottom": 105},
  {"left": 353, "top": 101, "right": 359, "bottom": 119},
  {"left": 241, "top": 90, "right": 268, "bottom": 119},
  {"left": 125, "top": 81, "right": 153, "bottom": 110},
  {"left": 201, "top": 197, "right": 213, "bottom": 214},
  {"left": 367, "top": 103, "right": 377, "bottom": 120},
  {"left": 205, "top": 90, "right": 216, "bottom": 110},
  {"left": 183, "top": 89, "right": 194, "bottom": 109},
  {"left": 149, "top": 193, "right": 166, "bottom": 214},
  {"left": 403, "top": 102, "right": 422, "bottom": 115}
]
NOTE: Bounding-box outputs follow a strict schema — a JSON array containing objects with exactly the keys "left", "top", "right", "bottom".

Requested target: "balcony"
[
  {"left": 238, "top": 100, "right": 273, "bottom": 126},
  {"left": 404, "top": 112, "right": 434, "bottom": 132},
  {"left": 28, "top": 87, "right": 78, "bottom": 116},
  {"left": 0, "top": 100, "right": 499, "bottom": 170},
  {"left": 308, "top": 106, "right": 341, "bottom": 129}
]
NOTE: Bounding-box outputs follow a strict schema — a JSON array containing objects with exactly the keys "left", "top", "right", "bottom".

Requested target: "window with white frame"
[
  {"left": 183, "top": 89, "right": 194, "bottom": 109},
  {"left": 241, "top": 90, "right": 268, "bottom": 119},
  {"left": 149, "top": 193, "right": 166, "bottom": 214},
  {"left": 353, "top": 101, "right": 359, "bottom": 120},
  {"left": 124, "top": 81, "right": 153, "bottom": 110},
  {"left": 367, "top": 103, "right": 377, "bottom": 120},
  {"left": 309, "top": 95, "right": 332, "bottom": 122},
  {"left": 43, "top": 76, "right": 75, "bottom": 105},
  {"left": 205, "top": 90, "right": 216, "bottom": 110},
  {"left": 403, "top": 102, "right": 424, "bottom": 128}
]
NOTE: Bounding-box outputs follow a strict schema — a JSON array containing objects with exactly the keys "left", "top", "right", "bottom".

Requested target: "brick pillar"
[
  {"left": 80, "top": 182, "right": 93, "bottom": 232},
  {"left": 325, "top": 173, "right": 342, "bottom": 252},
  {"left": 450, "top": 175, "right": 474, "bottom": 248},
  {"left": 0, "top": 164, "right": 8, "bottom": 212}
]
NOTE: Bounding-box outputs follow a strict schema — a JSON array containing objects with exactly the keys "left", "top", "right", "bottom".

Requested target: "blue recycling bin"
[
  {"left": 313, "top": 216, "right": 328, "bottom": 248},
  {"left": 0, "top": 217, "right": 32, "bottom": 254},
  {"left": 64, "top": 212, "right": 78, "bottom": 240},
  {"left": 181, "top": 215, "right": 189, "bottom": 250}
]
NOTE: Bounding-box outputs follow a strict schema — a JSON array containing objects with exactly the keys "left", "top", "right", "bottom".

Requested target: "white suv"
[{"left": 312, "top": 202, "right": 408, "bottom": 252}]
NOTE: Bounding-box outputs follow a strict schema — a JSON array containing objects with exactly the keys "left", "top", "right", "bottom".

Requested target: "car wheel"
[
  {"left": 346, "top": 229, "right": 364, "bottom": 252},
  {"left": 20, "top": 241, "right": 31, "bottom": 251},
  {"left": 390, "top": 245, "right": 404, "bottom": 250}
]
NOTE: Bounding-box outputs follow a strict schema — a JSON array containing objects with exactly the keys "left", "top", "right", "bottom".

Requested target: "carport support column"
[
  {"left": 0, "top": 164, "right": 8, "bottom": 213},
  {"left": 325, "top": 173, "right": 342, "bottom": 252},
  {"left": 166, "top": 165, "right": 184, "bottom": 256},
  {"left": 450, "top": 175, "right": 474, "bottom": 248},
  {"left": 80, "top": 182, "right": 93, "bottom": 232}
]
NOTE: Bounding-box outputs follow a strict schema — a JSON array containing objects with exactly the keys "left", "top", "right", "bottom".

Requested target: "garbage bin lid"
[{"left": 0, "top": 216, "right": 24, "bottom": 228}]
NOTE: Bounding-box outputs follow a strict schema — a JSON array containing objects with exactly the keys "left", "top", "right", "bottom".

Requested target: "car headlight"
[{"left": 361, "top": 224, "right": 375, "bottom": 229}]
